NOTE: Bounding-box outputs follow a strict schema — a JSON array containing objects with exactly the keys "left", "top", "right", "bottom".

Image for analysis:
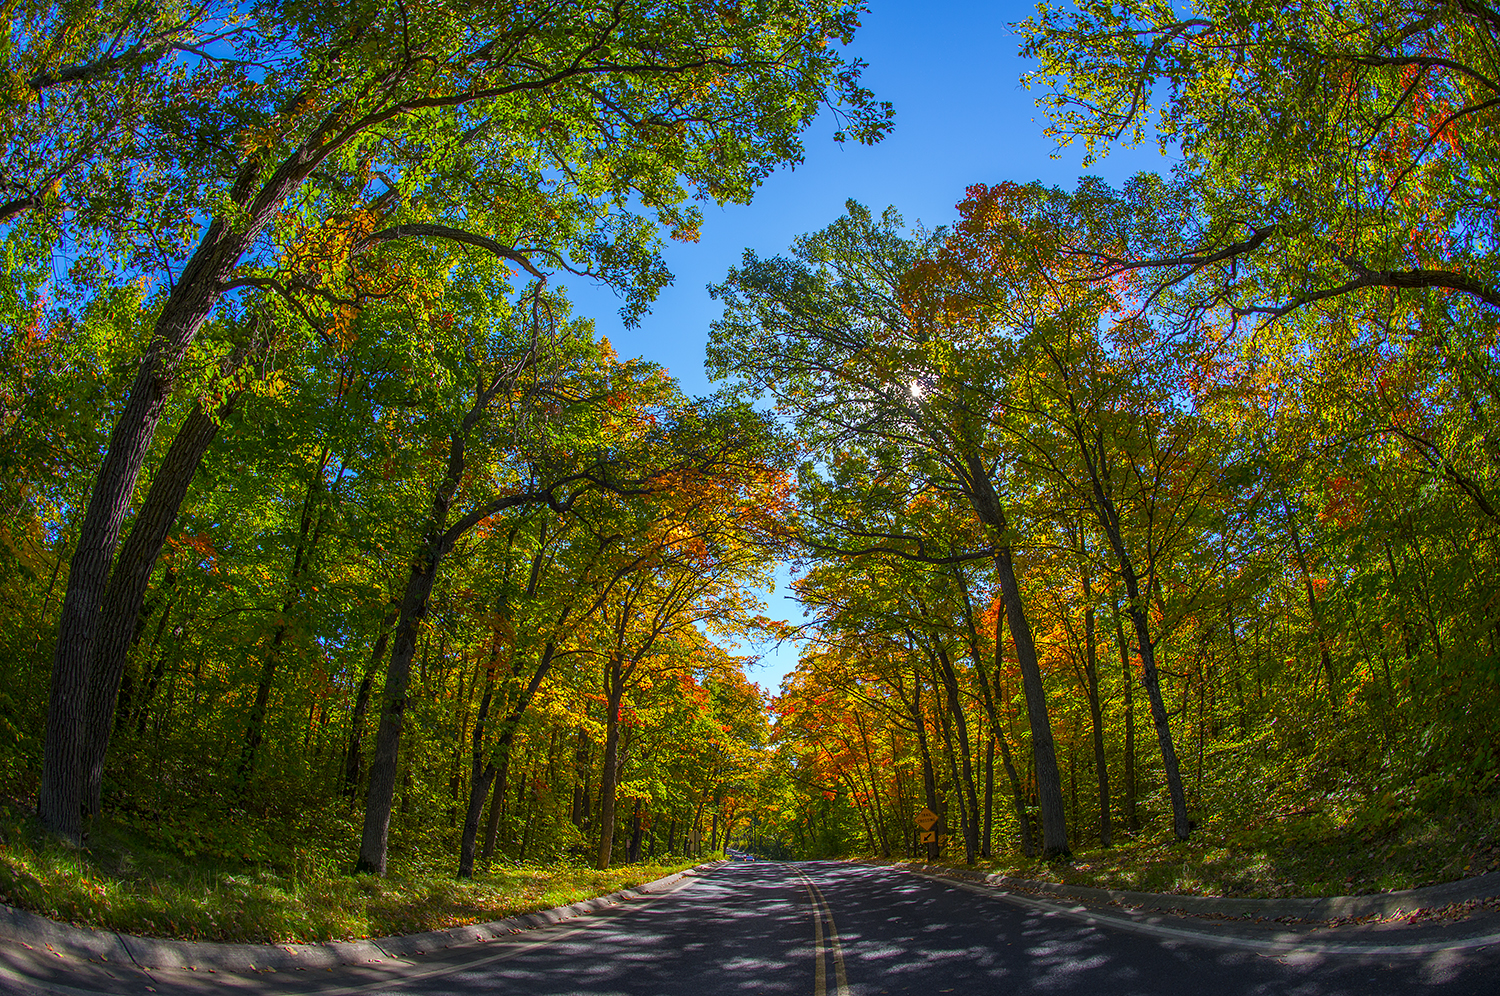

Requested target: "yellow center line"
[
  {"left": 804, "top": 876, "right": 826, "bottom": 996},
  {"left": 808, "top": 879, "right": 849, "bottom": 996},
  {"left": 790, "top": 866, "right": 849, "bottom": 996}
]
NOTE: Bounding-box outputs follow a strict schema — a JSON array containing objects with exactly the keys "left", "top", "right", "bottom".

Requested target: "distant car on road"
[{"left": 726, "top": 849, "right": 755, "bottom": 862}]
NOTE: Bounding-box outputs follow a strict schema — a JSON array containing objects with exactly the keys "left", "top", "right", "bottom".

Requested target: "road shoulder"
[
  {"left": 880, "top": 862, "right": 1500, "bottom": 954},
  {"left": 0, "top": 862, "right": 720, "bottom": 974}
]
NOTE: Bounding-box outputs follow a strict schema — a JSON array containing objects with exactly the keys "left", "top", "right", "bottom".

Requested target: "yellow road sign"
[
  {"left": 915, "top": 807, "right": 939, "bottom": 830},
  {"left": 919, "top": 831, "right": 935, "bottom": 844}
]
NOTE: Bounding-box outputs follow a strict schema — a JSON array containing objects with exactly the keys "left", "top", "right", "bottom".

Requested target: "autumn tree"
[
  {"left": 18, "top": 0, "right": 890, "bottom": 843},
  {"left": 709, "top": 203, "right": 1074, "bottom": 857}
]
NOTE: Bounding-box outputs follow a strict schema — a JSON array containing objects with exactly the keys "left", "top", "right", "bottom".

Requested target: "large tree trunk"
[
  {"left": 80, "top": 390, "right": 241, "bottom": 816},
  {"left": 990, "top": 547, "right": 1068, "bottom": 856},
  {"left": 356, "top": 552, "right": 444, "bottom": 874},
  {"left": 39, "top": 145, "right": 330, "bottom": 840},
  {"left": 960, "top": 454, "right": 1068, "bottom": 857}
]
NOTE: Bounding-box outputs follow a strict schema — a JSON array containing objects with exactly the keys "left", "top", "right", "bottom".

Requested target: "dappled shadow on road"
[
  {"left": 2, "top": 863, "right": 1495, "bottom": 995},
  {"left": 0, "top": 863, "right": 816, "bottom": 996},
  {"left": 804, "top": 862, "right": 1500, "bottom": 996}
]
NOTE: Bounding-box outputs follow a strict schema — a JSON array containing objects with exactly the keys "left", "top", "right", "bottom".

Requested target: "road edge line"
[{"left": 899, "top": 866, "right": 1500, "bottom": 956}]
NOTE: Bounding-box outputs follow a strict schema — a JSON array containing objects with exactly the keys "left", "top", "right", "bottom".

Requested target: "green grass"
[
  {"left": 0, "top": 807, "right": 706, "bottom": 944},
  {"left": 884, "top": 791, "right": 1500, "bottom": 900}
]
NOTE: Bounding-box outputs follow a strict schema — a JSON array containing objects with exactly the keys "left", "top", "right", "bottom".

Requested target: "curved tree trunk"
[
  {"left": 959, "top": 453, "right": 1068, "bottom": 857},
  {"left": 356, "top": 552, "right": 443, "bottom": 874},
  {"left": 39, "top": 147, "right": 328, "bottom": 840},
  {"left": 457, "top": 673, "right": 496, "bottom": 878},
  {"left": 80, "top": 390, "right": 242, "bottom": 816}
]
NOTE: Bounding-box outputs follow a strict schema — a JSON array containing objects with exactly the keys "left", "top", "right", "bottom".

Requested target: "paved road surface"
[{"left": 2, "top": 862, "right": 1496, "bottom": 994}]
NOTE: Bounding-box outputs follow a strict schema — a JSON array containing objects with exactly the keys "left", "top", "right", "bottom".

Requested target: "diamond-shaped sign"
[{"left": 915, "top": 807, "right": 939, "bottom": 830}]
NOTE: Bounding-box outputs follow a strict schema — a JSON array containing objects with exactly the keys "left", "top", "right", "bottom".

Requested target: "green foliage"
[{"left": 0, "top": 802, "right": 702, "bottom": 942}]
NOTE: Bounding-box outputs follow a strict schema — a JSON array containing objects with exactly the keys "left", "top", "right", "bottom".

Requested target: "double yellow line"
[{"left": 791, "top": 866, "right": 849, "bottom": 996}]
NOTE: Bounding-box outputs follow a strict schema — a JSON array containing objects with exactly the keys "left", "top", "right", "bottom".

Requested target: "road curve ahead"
[{"left": 1, "top": 861, "right": 1497, "bottom": 995}]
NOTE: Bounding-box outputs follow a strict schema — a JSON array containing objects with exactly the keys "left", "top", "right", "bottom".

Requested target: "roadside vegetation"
[
  {"left": 881, "top": 794, "right": 1500, "bottom": 900},
  {"left": 0, "top": 801, "right": 708, "bottom": 943}
]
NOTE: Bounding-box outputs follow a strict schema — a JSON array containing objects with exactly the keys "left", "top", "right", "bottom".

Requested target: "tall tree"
[{"left": 21, "top": 0, "right": 889, "bottom": 842}]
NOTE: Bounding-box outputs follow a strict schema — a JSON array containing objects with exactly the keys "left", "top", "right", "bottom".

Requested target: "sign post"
[{"left": 914, "top": 808, "right": 939, "bottom": 859}]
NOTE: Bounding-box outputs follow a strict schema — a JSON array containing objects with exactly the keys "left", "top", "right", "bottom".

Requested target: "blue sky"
[{"left": 562, "top": 1, "right": 1174, "bottom": 696}]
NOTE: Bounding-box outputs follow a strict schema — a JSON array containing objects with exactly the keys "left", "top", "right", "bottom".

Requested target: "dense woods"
[
  {"left": 716, "top": 0, "right": 1500, "bottom": 866},
  {"left": 1, "top": 0, "right": 1497, "bottom": 900},
  {"left": 0, "top": 0, "right": 885, "bottom": 875}
]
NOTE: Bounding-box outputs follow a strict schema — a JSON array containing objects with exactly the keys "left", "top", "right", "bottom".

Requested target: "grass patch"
[
  {"left": 882, "top": 790, "right": 1500, "bottom": 899},
  {"left": 0, "top": 805, "right": 706, "bottom": 943}
]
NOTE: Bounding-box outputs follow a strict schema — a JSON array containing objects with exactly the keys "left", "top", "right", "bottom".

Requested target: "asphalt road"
[{"left": 2, "top": 861, "right": 1497, "bottom": 995}]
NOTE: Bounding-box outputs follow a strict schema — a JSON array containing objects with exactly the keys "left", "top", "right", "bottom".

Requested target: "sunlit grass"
[
  {"left": 886, "top": 790, "right": 1500, "bottom": 899},
  {"left": 0, "top": 808, "right": 704, "bottom": 943}
]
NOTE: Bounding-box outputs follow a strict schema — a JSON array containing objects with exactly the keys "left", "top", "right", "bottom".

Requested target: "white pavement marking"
[{"left": 902, "top": 867, "right": 1500, "bottom": 957}]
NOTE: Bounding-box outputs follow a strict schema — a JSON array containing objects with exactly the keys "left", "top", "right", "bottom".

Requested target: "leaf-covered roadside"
[{"left": 880, "top": 791, "right": 1500, "bottom": 902}]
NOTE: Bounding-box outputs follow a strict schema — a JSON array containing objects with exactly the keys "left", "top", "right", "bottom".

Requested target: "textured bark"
[
  {"left": 80, "top": 392, "right": 238, "bottom": 816},
  {"left": 40, "top": 144, "right": 331, "bottom": 840},
  {"left": 959, "top": 453, "right": 1068, "bottom": 857}
]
